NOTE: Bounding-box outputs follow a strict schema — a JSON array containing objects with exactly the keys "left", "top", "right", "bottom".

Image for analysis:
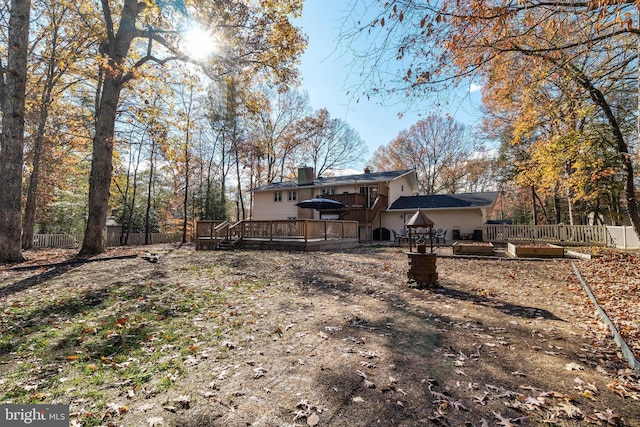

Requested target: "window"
[
  {"left": 273, "top": 191, "right": 282, "bottom": 202},
  {"left": 288, "top": 191, "right": 297, "bottom": 201},
  {"left": 322, "top": 188, "right": 335, "bottom": 195}
]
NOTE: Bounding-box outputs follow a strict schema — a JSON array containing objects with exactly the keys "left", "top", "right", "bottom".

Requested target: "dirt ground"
[{"left": 1, "top": 244, "right": 639, "bottom": 427}]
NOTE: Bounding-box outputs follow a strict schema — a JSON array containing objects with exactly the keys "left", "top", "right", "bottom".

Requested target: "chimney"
[
  {"left": 364, "top": 166, "right": 372, "bottom": 174},
  {"left": 297, "top": 166, "right": 315, "bottom": 186}
]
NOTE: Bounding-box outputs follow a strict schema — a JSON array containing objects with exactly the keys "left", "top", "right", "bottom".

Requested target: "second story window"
[
  {"left": 274, "top": 191, "right": 282, "bottom": 202},
  {"left": 288, "top": 191, "right": 297, "bottom": 201}
]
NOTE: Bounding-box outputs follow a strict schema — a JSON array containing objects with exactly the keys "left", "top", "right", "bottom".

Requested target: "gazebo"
[{"left": 405, "top": 209, "right": 435, "bottom": 253}]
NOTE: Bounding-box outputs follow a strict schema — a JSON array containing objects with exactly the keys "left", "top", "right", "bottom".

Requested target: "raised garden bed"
[
  {"left": 452, "top": 241, "right": 494, "bottom": 256},
  {"left": 507, "top": 242, "right": 564, "bottom": 258}
]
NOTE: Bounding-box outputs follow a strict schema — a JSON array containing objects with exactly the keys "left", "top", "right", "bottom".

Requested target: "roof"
[
  {"left": 388, "top": 192, "right": 500, "bottom": 210},
  {"left": 252, "top": 169, "right": 415, "bottom": 192},
  {"left": 405, "top": 210, "right": 435, "bottom": 227}
]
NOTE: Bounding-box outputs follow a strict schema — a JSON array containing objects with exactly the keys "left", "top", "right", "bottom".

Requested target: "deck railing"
[
  {"left": 482, "top": 224, "right": 609, "bottom": 246},
  {"left": 196, "top": 219, "right": 359, "bottom": 243},
  {"left": 239, "top": 219, "right": 358, "bottom": 241}
]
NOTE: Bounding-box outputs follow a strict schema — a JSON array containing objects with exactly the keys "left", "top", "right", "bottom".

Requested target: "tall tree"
[
  {"left": 297, "top": 108, "right": 367, "bottom": 178},
  {"left": 22, "top": 1, "right": 90, "bottom": 249},
  {"left": 0, "top": 0, "right": 31, "bottom": 262},
  {"left": 370, "top": 115, "right": 481, "bottom": 194},
  {"left": 345, "top": 0, "right": 640, "bottom": 235},
  {"left": 248, "top": 87, "right": 310, "bottom": 184},
  {"left": 80, "top": 0, "right": 306, "bottom": 255}
]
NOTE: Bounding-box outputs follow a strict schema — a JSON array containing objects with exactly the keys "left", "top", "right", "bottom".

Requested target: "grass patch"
[{"left": 0, "top": 255, "right": 261, "bottom": 421}]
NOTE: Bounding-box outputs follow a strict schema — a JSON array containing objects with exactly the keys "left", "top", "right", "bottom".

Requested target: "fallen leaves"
[
  {"left": 2, "top": 246, "right": 640, "bottom": 427},
  {"left": 293, "top": 400, "right": 326, "bottom": 426}
]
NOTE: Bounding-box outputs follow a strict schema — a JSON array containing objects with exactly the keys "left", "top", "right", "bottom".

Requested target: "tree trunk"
[
  {"left": 553, "top": 192, "right": 562, "bottom": 224},
  {"left": 23, "top": 62, "right": 57, "bottom": 249},
  {"left": 531, "top": 186, "right": 538, "bottom": 225},
  {"left": 22, "top": 135, "right": 42, "bottom": 251},
  {"left": 0, "top": 0, "right": 30, "bottom": 262},
  {"left": 79, "top": 0, "right": 140, "bottom": 255},
  {"left": 569, "top": 63, "right": 640, "bottom": 237},
  {"left": 182, "top": 133, "right": 190, "bottom": 244},
  {"left": 80, "top": 78, "right": 124, "bottom": 255},
  {"left": 235, "top": 144, "right": 245, "bottom": 220},
  {"left": 145, "top": 137, "right": 156, "bottom": 245}
]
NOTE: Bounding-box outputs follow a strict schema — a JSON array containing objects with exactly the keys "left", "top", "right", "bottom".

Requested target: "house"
[
  {"left": 251, "top": 167, "right": 499, "bottom": 242},
  {"left": 386, "top": 192, "right": 500, "bottom": 241}
]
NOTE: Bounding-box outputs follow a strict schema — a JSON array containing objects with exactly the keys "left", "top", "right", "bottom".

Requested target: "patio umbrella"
[{"left": 296, "top": 198, "right": 345, "bottom": 210}]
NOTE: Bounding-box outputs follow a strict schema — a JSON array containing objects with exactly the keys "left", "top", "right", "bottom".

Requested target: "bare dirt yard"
[{"left": 1, "top": 244, "right": 639, "bottom": 427}]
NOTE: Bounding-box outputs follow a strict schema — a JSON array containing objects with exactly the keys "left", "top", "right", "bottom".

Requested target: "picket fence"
[
  {"left": 31, "top": 232, "right": 183, "bottom": 248},
  {"left": 482, "top": 224, "right": 640, "bottom": 249}
]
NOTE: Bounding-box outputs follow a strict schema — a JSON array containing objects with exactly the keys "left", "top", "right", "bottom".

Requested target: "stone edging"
[{"left": 571, "top": 261, "right": 640, "bottom": 374}]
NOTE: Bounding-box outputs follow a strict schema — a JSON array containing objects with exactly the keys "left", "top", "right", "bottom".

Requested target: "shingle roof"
[
  {"left": 388, "top": 192, "right": 500, "bottom": 210},
  {"left": 252, "top": 169, "right": 414, "bottom": 191}
]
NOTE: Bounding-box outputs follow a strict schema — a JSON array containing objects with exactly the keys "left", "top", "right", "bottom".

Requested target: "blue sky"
[{"left": 295, "top": 0, "right": 484, "bottom": 169}]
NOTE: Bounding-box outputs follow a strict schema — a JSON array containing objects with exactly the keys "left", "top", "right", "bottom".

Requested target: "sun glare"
[{"left": 183, "top": 27, "right": 217, "bottom": 60}]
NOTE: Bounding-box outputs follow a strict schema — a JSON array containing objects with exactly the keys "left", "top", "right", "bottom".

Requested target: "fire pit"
[{"left": 405, "top": 209, "right": 439, "bottom": 289}]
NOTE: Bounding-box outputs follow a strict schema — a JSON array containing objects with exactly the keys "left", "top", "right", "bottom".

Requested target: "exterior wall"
[
  {"left": 297, "top": 186, "right": 315, "bottom": 219},
  {"left": 316, "top": 182, "right": 361, "bottom": 196},
  {"left": 387, "top": 175, "right": 416, "bottom": 201},
  {"left": 381, "top": 209, "right": 486, "bottom": 240},
  {"left": 252, "top": 190, "right": 300, "bottom": 220}
]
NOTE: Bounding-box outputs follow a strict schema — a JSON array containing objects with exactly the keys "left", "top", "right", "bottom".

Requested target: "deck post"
[{"left": 324, "top": 220, "right": 327, "bottom": 240}]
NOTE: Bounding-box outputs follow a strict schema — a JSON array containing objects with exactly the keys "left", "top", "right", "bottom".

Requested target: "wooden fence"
[
  {"left": 31, "top": 232, "right": 182, "bottom": 248},
  {"left": 482, "top": 224, "right": 610, "bottom": 246}
]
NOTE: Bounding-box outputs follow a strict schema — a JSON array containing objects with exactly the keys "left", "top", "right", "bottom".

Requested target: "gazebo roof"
[{"left": 405, "top": 209, "right": 435, "bottom": 227}]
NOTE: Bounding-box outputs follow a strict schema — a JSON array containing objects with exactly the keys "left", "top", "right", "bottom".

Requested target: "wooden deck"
[{"left": 195, "top": 219, "right": 360, "bottom": 251}]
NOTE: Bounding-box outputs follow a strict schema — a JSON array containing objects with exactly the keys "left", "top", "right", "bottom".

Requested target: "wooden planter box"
[
  {"left": 507, "top": 242, "right": 564, "bottom": 258},
  {"left": 453, "top": 241, "right": 494, "bottom": 256}
]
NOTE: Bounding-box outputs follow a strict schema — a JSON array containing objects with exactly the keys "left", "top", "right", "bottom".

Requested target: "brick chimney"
[{"left": 298, "top": 166, "right": 315, "bottom": 186}]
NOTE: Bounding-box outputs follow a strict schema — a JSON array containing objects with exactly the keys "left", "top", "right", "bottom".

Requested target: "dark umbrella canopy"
[{"left": 296, "top": 198, "right": 345, "bottom": 210}]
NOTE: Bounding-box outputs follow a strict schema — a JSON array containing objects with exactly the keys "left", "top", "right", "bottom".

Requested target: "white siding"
[
  {"left": 252, "top": 190, "right": 300, "bottom": 220},
  {"left": 387, "top": 175, "right": 416, "bottom": 201},
  {"left": 381, "top": 209, "right": 485, "bottom": 240}
]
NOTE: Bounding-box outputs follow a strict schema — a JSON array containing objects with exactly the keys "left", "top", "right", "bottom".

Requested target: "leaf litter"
[{"left": 0, "top": 244, "right": 639, "bottom": 426}]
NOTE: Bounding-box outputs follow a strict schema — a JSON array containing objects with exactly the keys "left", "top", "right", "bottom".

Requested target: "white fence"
[
  {"left": 605, "top": 226, "right": 640, "bottom": 249},
  {"left": 482, "top": 224, "right": 609, "bottom": 246},
  {"left": 483, "top": 224, "right": 640, "bottom": 249},
  {"left": 32, "top": 234, "right": 82, "bottom": 248},
  {"left": 31, "top": 232, "right": 183, "bottom": 248}
]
